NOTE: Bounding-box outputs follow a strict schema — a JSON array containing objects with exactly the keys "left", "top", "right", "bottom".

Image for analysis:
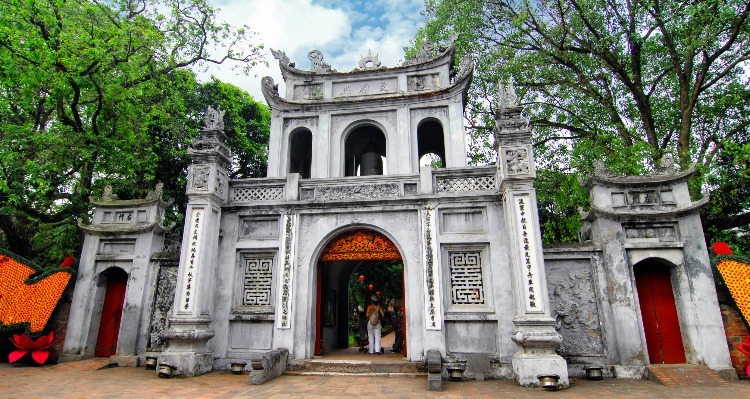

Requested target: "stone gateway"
[{"left": 61, "top": 38, "right": 734, "bottom": 385}]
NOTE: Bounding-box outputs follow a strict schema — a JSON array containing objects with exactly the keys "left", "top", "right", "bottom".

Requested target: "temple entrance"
[
  {"left": 634, "top": 260, "right": 687, "bottom": 364},
  {"left": 315, "top": 229, "right": 406, "bottom": 357},
  {"left": 95, "top": 267, "right": 128, "bottom": 357}
]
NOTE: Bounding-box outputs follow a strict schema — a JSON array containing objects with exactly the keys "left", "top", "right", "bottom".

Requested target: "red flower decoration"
[
  {"left": 713, "top": 242, "right": 733, "bottom": 256},
  {"left": 9, "top": 331, "right": 58, "bottom": 364},
  {"left": 368, "top": 284, "right": 374, "bottom": 291},
  {"left": 735, "top": 335, "right": 750, "bottom": 378},
  {"left": 358, "top": 275, "right": 365, "bottom": 282},
  {"left": 61, "top": 256, "right": 75, "bottom": 268}
]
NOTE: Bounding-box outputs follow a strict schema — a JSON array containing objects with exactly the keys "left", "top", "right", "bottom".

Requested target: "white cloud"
[{"left": 194, "top": 0, "right": 425, "bottom": 102}]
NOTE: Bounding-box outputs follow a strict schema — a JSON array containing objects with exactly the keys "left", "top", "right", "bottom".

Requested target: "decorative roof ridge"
[
  {"left": 580, "top": 157, "right": 695, "bottom": 187},
  {"left": 261, "top": 56, "right": 474, "bottom": 108},
  {"left": 270, "top": 35, "right": 459, "bottom": 79},
  {"left": 88, "top": 183, "right": 174, "bottom": 208},
  {"left": 580, "top": 197, "right": 708, "bottom": 221}
]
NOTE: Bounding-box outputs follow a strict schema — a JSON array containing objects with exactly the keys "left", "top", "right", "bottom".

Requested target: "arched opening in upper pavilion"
[{"left": 344, "top": 125, "right": 387, "bottom": 177}]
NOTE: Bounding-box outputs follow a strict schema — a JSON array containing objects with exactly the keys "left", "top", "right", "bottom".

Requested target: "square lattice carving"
[
  {"left": 242, "top": 255, "right": 274, "bottom": 306},
  {"left": 448, "top": 251, "right": 486, "bottom": 305}
]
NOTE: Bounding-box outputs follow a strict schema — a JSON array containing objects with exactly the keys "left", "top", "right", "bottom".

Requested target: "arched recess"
[
  {"left": 417, "top": 119, "right": 446, "bottom": 170},
  {"left": 95, "top": 267, "right": 128, "bottom": 357},
  {"left": 289, "top": 128, "right": 312, "bottom": 179},
  {"left": 344, "top": 124, "right": 387, "bottom": 176},
  {"left": 634, "top": 259, "right": 686, "bottom": 364},
  {"left": 315, "top": 228, "right": 406, "bottom": 357}
]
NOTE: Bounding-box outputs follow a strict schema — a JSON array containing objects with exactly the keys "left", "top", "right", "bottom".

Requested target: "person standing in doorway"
[
  {"left": 384, "top": 311, "right": 403, "bottom": 353},
  {"left": 366, "top": 295, "right": 384, "bottom": 354},
  {"left": 357, "top": 311, "right": 368, "bottom": 352}
]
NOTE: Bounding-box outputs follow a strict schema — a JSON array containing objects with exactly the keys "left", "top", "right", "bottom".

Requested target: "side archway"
[
  {"left": 95, "top": 267, "right": 128, "bottom": 357},
  {"left": 634, "top": 259, "right": 686, "bottom": 364}
]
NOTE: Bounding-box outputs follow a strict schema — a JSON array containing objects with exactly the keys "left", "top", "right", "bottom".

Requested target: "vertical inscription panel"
[
  {"left": 178, "top": 207, "right": 205, "bottom": 313},
  {"left": 514, "top": 194, "right": 543, "bottom": 313}
]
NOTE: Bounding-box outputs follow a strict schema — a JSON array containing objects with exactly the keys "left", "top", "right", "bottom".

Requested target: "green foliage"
[
  {"left": 348, "top": 261, "right": 404, "bottom": 313},
  {"left": 0, "top": 0, "right": 266, "bottom": 263},
  {"left": 413, "top": 0, "right": 750, "bottom": 243}
]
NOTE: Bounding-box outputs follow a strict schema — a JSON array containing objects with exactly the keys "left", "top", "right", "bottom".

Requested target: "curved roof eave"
[
  {"left": 272, "top": 44, "right": 457, "bottom": 82},
  {"left": 261, "top": 58, "right": 474, "bottom": 113}
]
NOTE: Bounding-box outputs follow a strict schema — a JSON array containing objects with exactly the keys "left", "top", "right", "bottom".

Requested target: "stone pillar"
[
  {"left": 494, "top": 85, "right": 568, "bottom": 387},
  {"left": 160, "top": 106, "right": 230, "bottom": 376}
]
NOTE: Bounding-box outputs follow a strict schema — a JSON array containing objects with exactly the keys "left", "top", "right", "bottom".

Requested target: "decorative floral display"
[
  {"left": 716, "top": 258, "right": 750, "bottom": 326},
  {"left": 9, "top": 331, "right": 58, "bottom": 364},
  {"left": 713, "top": 241, "right": 733, "bottom": 256},
  {"left": 0, "top": 250, "right": 74, "bottom": 333}
]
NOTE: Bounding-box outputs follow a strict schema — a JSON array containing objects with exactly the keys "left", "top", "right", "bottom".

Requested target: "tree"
[
  {"left": 413, "top": 0, "right": 750, "bottom": 242},
  {"left": 0, "top": 0, "right": 266, "bottom": 264}
]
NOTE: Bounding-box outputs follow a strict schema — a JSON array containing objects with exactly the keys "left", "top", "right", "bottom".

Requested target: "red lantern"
[
  {"left": 376, "top": 291, "right": 381, "bottom": 297},
  {"left": 358, "top": 275, "right": 365, "bottom": 282},
  {"left": 368, "top": 284, "right": 374, "bottom": 291}
]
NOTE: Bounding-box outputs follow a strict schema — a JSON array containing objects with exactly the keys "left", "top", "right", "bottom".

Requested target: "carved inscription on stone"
[
  {"left": 546, "top": 262, "right": 605, "bottom": 356},
  {"left": 333, "top": 78, "right": 397, "bottom": 97},
  {"left": 315, "top": 183, "right": 400, "bottom": 201},
  {"left": 180, "top": 207, "right": 204, "bottom": 312},
  {"left": 422, "top": 206, "right": 442, "bottom": 330},
  {"left": 277, "top": 213, "right": 296, "bottom": 329},
  {"left": 515, "top": 195, "right": 541, "bottom": 311},
  {"left": 147, "top": 264, "right": 177, "bottom": 351}
]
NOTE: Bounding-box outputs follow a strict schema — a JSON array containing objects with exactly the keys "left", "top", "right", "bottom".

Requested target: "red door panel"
[
  {"left": 635, "top": 262, "right": 686, "bottom": 364},
  {"left": 95, "top": 269, "right": 127, "bottom": 357}
]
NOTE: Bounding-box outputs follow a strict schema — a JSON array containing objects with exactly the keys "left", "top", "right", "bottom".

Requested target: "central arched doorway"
[{"left": 315, "top": 229, "right": 406, "bottom": 357}]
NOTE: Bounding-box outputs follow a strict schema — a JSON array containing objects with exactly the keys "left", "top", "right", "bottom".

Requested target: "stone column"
[
  {"left": 160, "top": 106, "right": 230, "bottom": 376},
  {"left": 494, "top": 85, "right": 568, "bottom": 387}
]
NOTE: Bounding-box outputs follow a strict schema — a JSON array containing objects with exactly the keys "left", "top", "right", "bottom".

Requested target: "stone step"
[
  {"left": 285, "top": 371, "right": 427, "bottom": 378},
  {"left": 288, "top": 359, "right": 426, "bottom": 375},
  {"left": 645, "top": 364, "right": 728, "bottom": 387}
]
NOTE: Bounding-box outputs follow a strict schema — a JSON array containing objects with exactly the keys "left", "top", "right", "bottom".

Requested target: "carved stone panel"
[
  {"left": 315, "top": 183, "right": 400, "bottom": 201},
  {"left": 191, "top": 166, "right": 211, "bottom": 191},
  {"left": 407, "top": 74, "right": 440, "bottom": 91},
  {"left": 546, "top": 260, "right": 605, "bottom": 357},
  {"left": 240, "top": 217, "right": 280, "bottom": 240},
  {"left": 293, "top": 84, "right": 324, "bottom": 100},
  {"left": 623, "top": 222, "right": 680, "bottom": 242},
  {"left": 147, "top": 264, "right": 178, "bottom": 351}
]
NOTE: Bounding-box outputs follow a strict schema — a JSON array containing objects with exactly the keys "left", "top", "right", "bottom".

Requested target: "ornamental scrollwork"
[
  {"left": 505, "top": 148, "right": 530, "bottom": 174},
  {"left": 192, "top": 167, "right": 210, "bottom": 190},
  {"left": 320, "top": 230, "right": 401, "bottom": 261},
  {"left": 203, "top": 105, "right": 225, "bottom": 131}
]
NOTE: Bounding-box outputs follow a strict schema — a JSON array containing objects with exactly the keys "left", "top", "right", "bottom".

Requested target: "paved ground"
[{"left": 2, "top": 360, "right": 750, "bottom": 399}]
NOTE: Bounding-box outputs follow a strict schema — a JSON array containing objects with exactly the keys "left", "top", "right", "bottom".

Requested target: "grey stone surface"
[
  {"left": 248, "top": 348, "right": 289, "bottom": 385},
  {"left": 64, "top": 41, "right": 732, "bottom": 390}
]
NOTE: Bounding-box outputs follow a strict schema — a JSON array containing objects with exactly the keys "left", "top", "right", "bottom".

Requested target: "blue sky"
[{"left": 199, "top": 0, "right": 427, "bottom": 100}]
